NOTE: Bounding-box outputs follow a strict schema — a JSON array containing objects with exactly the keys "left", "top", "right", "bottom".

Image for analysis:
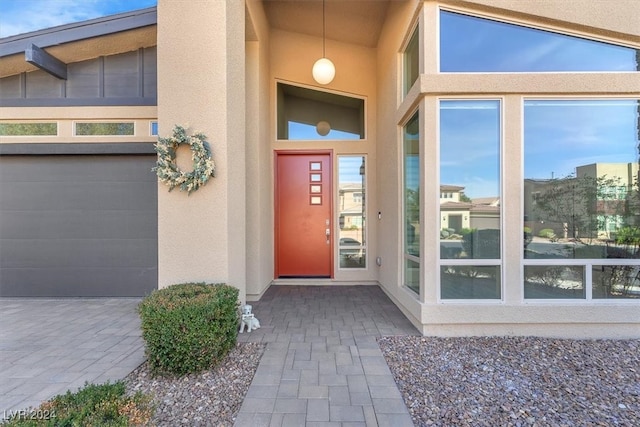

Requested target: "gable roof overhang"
[{"left": 0, "top": 7, "right": 157, "bottom": 79}]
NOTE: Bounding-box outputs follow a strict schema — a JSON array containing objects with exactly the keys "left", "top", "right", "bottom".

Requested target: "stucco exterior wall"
[
  {"left": 156, "top": 0, "right": 246, "bottom": 301},
  {"left": 375, "top": 0, "right": 423, "bottom": 325},
  {"left": 245, "top": 0, "right": 274, "bottom": 300}
]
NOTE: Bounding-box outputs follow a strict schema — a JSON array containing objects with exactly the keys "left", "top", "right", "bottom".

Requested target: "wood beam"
[{"left": 25, "top": 44, "right": 67, "bottom": 80}]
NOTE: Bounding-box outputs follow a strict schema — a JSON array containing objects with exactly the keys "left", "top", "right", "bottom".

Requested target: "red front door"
[{"left": 275, "top": 151, "right": 333, "bottom": 278}]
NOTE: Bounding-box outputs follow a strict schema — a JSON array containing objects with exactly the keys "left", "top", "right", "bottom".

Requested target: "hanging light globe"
[
  {"left": 316, "top": 120, "right": 331, "bottom": 136},
  {"left": 312, "top": 57, "right": 335, "bottom": 85}
]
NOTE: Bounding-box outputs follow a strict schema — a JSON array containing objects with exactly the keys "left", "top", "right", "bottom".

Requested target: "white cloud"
[
  {"left": 1, "top": 0, "right": 103, "bottom": 37},
  {"left": 0, "top": 0, "right": 154, "bottom": 38}
]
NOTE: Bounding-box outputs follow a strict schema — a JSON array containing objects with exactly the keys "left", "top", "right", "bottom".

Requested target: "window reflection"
[
  {"left": 404, "top": 27, "right": 419, "bottom": 95},
  {"left": 524, "top": 266, "right": 585, "bottom": 299},
  {"left": 441, "top": 266, "right": 501, "bottom": 299},
  {"left": 404, "top": 112, "right": 420, "bottom": 294},
  {"left": 439, "top": 100, "right": 501, "bottom": 300},
  {"left": 440, "top": 100, "right": 501, "bottom": 261},
  {"left": 338, "top": 156, "right": 366, "bottom": 269},
  {"left": 524, "top": 100, "right": 640, "bottom": 260},
  {"left": 593, "top": 265, "right": 640, "bottom": 299},
  {"left": 440, "top": 10, "right": 640, "bottom": 72},
  {"left": 524, "top": 99, "right": 640, "bottom": 299}
]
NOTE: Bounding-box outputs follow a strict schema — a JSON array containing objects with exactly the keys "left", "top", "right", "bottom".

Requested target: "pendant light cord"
[{"left": 322, "top": 0, "right": 326, "bottom": 58}]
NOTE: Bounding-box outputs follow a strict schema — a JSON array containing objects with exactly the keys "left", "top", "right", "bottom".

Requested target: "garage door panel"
[
  {"left": 0, "top": 154, "right": 158, "bottom": 297},
  {"left": 0, "top": 210, "right": 156, "bottom": 239},
  {"left": 1, "top": 238, "right": 156, "bottom": 268},
  {"left": 0, "top": 156, "right": 155, "bottom": 183},
  {"left": 0, "top": 267, "right": 158, "bottom": 297},
  {"left": 2, "top": 181, "right": 156, "bottom": 211}
]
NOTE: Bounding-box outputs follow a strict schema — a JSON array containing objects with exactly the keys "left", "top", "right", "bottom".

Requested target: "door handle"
[{"left": 325, "top": 228, "right": 330, "bottom": 244}]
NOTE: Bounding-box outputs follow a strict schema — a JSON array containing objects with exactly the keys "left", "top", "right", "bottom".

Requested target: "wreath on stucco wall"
[{"left": 153, "top": 125, "right": 216, "bottom": 194}]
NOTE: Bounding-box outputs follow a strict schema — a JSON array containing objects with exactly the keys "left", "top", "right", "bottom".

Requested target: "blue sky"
[
  {"left": 0, "top": 0, "right": 156, "bottom": 38},
  {"left": 440, "top": 11, "right": 638, "bottom": 72}
]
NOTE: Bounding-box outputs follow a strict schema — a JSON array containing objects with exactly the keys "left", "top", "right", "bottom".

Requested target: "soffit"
[
  {"left": 262, "top": 0, "right": 391, "bottom": 48},
  {"left": 0, "top": 26, "right": 156, "bottom": 78}
]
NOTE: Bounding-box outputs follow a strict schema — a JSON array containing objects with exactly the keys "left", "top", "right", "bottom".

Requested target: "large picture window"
[
  {"left": 524, "top": 99, "right": 640, "bottom": 299},
  {"left": 439, "top": 100, "right": 501, "bottom": 299},
  {"left": 404, "top": 112, "right": 420, "bottom": 294},
  {"left": 440, "top": 10, "right": 640, "bottom": 72}
]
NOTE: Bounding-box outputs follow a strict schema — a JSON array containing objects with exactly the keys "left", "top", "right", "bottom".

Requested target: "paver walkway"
[
  {"left": 235, "top": 285, "right": 419, "bottom": 427},
  {"left": 0, "top": 298, "right": 144, "bottom": 417}
]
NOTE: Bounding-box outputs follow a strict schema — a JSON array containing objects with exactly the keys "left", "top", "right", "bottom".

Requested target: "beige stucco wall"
[
  {"left": 156, "top": 0, "right": 246, "bottom": 301},
  {"left": 375, "top": 0, "right": 640, "bottom": 338},
  {"left": 245, "top": 0, "right": 274, "bottom": 300}
]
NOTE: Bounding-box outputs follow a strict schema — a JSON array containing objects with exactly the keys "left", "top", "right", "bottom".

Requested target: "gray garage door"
[{"left": 0, "top": 154, "right": 158, "bottom": 297}]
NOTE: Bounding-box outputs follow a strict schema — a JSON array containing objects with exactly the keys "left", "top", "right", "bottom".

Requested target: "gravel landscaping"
[
  {"left": 123, "top": 336, "right": 640, "bottom": 426},
  {"left": 379, "top": 336, "right": 640, "bottom": 427},
  {"left": 125, "top": 342, "right": 265, "bottom": 427}
]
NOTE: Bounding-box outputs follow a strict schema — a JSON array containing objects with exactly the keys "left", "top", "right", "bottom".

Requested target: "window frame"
[
  {"left": 436, "top": 97, "right": 505, "bottom": 303},
  {"left": 521, "top": 96, "right": 640, "bottom": 303},
  {"left": 437, "top": 6, "right": 640, "bottom": 74},
  {"left": 337, "top": 154, "right": 368, "bottom": 271},
  {"left": 274, "top": 80, "right": 367, "bottom": 142},
  {"left": 402, "top": 22, "right": 420, "bottom": 96},
  {"left": 401, "top": 108, "right": 422, "bottom": 296}
]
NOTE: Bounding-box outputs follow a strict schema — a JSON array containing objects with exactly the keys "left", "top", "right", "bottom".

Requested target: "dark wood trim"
[
  {"left": 25, "top": 44, "right": 67, "bottom": 80},
  {"left": 0, "top": 142, "right": 156, "bottom": 156}
]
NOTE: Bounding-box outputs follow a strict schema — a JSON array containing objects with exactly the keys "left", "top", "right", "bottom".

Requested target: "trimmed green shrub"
[
  {"left": 138, "top": 283, "right": 239, "bottom": 376},
  {"left": 538, "top": 228, "right": 556, "bottom": 239},
  {"left": 459, "top": 228, "right": 475, "bottom": 236},
  {"left": 616, "top": 226, "right": 640, "bottom": 245},
  {"left": 1, "top": 381, "right": 153, "bottom": 426}
]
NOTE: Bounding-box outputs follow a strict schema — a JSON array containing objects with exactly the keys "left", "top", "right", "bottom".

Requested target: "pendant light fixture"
[{"left": 312, "top": 0, "right": 335, "bottom": 85}]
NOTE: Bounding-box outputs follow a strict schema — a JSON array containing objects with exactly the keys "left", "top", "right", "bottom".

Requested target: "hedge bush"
[
  {"left": 1, "top": 381, "right": 152, "bottom": 427},
  {"left": 538, "top": 228, "right": 556, "bottom": 239},
  {"left": 138, "top": 283, "right": 239, "bottom": 376}
]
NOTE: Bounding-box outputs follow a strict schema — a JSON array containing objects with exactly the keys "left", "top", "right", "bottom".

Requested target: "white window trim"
[
  {"left": 521, "top": 96, "right": 640, "bottom": 303},
  {"left": 436, "top": 97, "right": 505, "bottom": 304}
]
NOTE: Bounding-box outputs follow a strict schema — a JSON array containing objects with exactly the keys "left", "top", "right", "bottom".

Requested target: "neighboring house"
[
  {"left": 1, "top": 0, "right": 638, "bottom": 338},
  {"left": 524, "top": 163, "right": 640, "bottom": 239}
]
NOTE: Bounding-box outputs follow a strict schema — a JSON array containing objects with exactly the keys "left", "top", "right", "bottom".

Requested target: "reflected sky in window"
[
  {"left": 288, "top": 122, "right": 360, "bottom": 140},
  {"left": 524, "top": 100, "right": 640, "bottom": 179},
  {"left": 440, "top": 100, "right": 500, "bottom": 198},
  {"left": 440, "top": 11, "right": 639, "bottom": 72}
]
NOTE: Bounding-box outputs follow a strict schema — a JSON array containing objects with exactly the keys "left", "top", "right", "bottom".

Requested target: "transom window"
[
  {"left": 276, "top": 83, "right": 364, "bottom": 140},
  {"left": 403, "top": 26, "right": 419, "bottom": 95},
  {"left": 440, "top": 10, "right": 640, "bottom": 72}
]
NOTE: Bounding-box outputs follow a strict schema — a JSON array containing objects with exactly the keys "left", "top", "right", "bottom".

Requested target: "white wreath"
[{"left": 153, "top": 125, "right": 216, "bottom": 194}]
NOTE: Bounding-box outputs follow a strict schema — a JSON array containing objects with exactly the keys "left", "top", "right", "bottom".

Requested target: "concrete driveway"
[{"left": 0, "top": 298, "right": 145, "bottom": 417}]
